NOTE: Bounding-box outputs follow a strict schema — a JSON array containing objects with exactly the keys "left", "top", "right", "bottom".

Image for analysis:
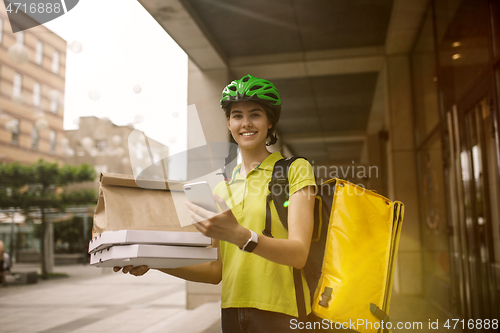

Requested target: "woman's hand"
[
  {"left": 113, "top": 265, "right": 149, "bottom": 276},
  {"left": 186, "top": 194, "right": 250, "bottom": 248}
]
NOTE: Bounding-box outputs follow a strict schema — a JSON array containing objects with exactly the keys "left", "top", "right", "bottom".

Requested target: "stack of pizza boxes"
[
  {"left": 88, "top": 173, "right": 217, "bottom": 269},
  {"left": 88, "top": 230, "right": 217, "bottom": 268}
]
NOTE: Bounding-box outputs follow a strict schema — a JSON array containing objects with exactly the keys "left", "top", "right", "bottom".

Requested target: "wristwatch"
[{"left": 240, "top": 230, "right": 258, "bottom": 253}]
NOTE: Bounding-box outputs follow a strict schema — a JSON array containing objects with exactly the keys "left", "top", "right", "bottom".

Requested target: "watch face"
[{"left": 243, "top": 241, "right": 258, "bottom": 253}]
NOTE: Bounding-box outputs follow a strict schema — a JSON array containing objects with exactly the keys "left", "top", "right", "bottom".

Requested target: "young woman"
[{"left": 115, "top": 74, "right": 317, "bottom": 332}]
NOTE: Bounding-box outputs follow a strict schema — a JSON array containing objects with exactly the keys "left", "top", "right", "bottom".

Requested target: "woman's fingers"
[
  {"left": 213, "top": 194, "right": 230, "bottom": 212},
  {"left": 193, "top": 222, "right": 207, "bottom": 234},
  {"left": 186, "top": 201, "right": 217, "bottom": 222},
  {"left": 187, "top": 197, "right": 241, "bottom": 242},
  {"left": 122, "top": 265, "right": 133, "bottom": 274},
  {"left": 185, "top": 200, "right": 205, "bottom": 215},
  {"left": 130, "top": 265, "right": 149, "bottom": 276},
  {"left": 185, "top": 201, "right": 200, "bottom": 218},
  {"left": 188, "top": 206, "right": 208, "bottom": 223},
  {"left": 113, "top": 265, "right": 149, "bottom": 276}
]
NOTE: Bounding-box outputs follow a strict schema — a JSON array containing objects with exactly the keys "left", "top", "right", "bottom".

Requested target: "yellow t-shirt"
[{"left": 213, "top": 151, "right": 316, "bottom": 318}]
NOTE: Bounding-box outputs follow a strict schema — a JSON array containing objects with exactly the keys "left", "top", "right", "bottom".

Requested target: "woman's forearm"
[
  {"left": 252, "top": 236, "right": 310, "bottom": 269},
  {"left": 242, "top": 186, "right": 316, "bottom": 269},
  {"left": 156, "top": 240, "right": 222, "bottom": 284},
  {"left": 156, "top": 260, "right": 221, "bottom": 284}
]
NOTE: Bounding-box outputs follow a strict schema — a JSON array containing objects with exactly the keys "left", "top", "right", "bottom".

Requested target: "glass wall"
[
  {"left": 412, "top": 0, "right": 500, "bottom": 320},
  {"left": 412, "top": 6, "right": 453, "bottom": 313},
  {"left": 416, "top": 133, "right": 451, "bottom": 310}
]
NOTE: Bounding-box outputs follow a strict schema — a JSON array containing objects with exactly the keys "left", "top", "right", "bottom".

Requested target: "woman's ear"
[
  {"left": 227, "top": 117, "right": 231, "bottom": 130},
  {"left": 268, "top": 122, "right": 272, "bottom": 129}
]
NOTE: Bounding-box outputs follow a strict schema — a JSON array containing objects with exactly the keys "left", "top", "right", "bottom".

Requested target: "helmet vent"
[
  {"left": 249, "top": 85, "right": 263, "bottom": 91},
  {"left": 242, "top": 76, "right": 250, "bottom": 82},
  {"left": 229, "top": 86, "right": 237, "bottom": 91},
  {"left": 264, "top": 86, "right": 272, "bottom": 90},
  {"left": 264, "top": 93, "right": 279, "bottom": 100}
]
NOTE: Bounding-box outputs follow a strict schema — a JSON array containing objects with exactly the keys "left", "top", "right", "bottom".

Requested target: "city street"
[{"left": 0, "top": 264, "right": 222, "bottom": 333}]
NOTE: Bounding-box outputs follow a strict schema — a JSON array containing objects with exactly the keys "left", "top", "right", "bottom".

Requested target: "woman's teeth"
[{"left": 241, "top": 132, "right": 256, "bottom": 136}]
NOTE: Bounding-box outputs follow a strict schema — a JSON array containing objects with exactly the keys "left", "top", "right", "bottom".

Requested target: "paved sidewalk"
[
  {"left": 0, "top": 264, "right": 222, "bottom": 333},
  {"left": 0, "top": 264, "right": 460, "bottom": 333}
]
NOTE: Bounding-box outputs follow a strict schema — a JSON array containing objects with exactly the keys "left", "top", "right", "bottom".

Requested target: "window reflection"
[
  {"left": 412, "top": 7, "right": 439, "bottom": 144},
  {"left": 417, "top": 132, "right": 451, "bottom": 299},
  {"left": 434, "top": 0, "right": 491, "bottom": 105}
]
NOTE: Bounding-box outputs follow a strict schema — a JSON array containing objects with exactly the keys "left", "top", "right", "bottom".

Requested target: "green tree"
[
  {"left": 34, "top": 216, "right": 94, "bottom": 254},
  {"left": 0, "top": 159, "right": 96, "bottom": 278}
]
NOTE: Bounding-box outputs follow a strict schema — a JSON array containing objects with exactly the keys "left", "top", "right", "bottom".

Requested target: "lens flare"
[{"left": 70, "top": 41, "right": 83, "bottom": 53}]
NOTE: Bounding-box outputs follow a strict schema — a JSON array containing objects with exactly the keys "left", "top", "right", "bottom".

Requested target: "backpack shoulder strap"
[
  {"left": 262, "top": 156, "right": 307, "bottom": 237},
  {"left": 263, "top": 156, "right": 310, "bottom": 320}
]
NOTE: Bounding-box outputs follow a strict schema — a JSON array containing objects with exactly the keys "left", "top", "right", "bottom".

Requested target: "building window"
[
  {"left": 31, "top": 125, "right": 39, "bottom": 150},
  {"left": 49, "top": 130, "right": 56, "bottom": 154},
  {"left": 16, "top": 31, "right": 24, "bottom": 45},
  {"left": 35, "top": 41, "right": 43, "bottom": 65},
  {"left": 13, "top": 73, "right": 22, "bottom": 98},
  {"left": 50, "top": 99, "right": 58, "bottom": 114},
  {"left": 33, "top": 82, "right": 41, "bottom": 107},
  {"left": 96, "top": 140, "right": 107, "bottom": 154},
  {"left": 76, "top": 143, "right": 85, "bottom": 156},
  {"left": 11, "top": 118, "right": 20, "bottom": 145},
  {"left": 52, "top": 51, "right": 59, "bottom": 74}
]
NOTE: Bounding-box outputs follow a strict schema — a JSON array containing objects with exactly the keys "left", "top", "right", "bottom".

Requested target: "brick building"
[{"left": 0, "top": 5, "right": 66, "bottom": 164}]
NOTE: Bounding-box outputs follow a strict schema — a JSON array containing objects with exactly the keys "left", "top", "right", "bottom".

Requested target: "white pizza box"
[
  {"left": 88, "top": 230, "right": 212, "bottom": 254},
  {"left": 90, "top": 244, "right": 218, "bottom": 268}
]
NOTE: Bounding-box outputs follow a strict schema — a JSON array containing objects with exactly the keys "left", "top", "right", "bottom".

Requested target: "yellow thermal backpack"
[{"left": 264, "top": 157, "right": 404, "bottom": 333}]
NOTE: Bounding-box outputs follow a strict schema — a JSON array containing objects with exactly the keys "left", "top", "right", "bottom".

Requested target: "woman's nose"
[{"left": 242, "top": 116, "right": 251, "bottom": 127}]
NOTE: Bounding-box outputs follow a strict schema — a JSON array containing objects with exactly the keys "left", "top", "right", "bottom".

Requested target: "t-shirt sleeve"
[{"left": 288, "top": 158, "right": 316, "bottom": 197}]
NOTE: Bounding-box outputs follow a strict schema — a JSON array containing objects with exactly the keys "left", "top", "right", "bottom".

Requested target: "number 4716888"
[
  {"left": 5, "top": 2, "right": 62, "bottom": 14},
  {"left": 443, "top": 319, "right": 498, "bottom": 330}
]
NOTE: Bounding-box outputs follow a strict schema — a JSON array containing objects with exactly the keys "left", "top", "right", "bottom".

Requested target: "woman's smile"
[{"left": 240, "top": 131, "right": 258, "bottom": 138}]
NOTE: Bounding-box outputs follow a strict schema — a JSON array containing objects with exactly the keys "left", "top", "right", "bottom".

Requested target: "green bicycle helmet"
[{"left": 220, "top": 74, "right": 281, "bottom": 122}]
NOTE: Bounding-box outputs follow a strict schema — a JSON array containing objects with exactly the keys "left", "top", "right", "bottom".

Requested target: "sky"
[{"left": 42, "top": 0, "right": 188, "bottom": 158}]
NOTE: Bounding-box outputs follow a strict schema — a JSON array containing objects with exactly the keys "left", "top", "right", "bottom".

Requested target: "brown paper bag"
[{"left": 93, "top": 173, "right": 197, "bottom": 237}]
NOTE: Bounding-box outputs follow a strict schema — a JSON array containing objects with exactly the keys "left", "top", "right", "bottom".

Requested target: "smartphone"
[{"left": 183, "top": 181, "right": 219, "bottom": 213}]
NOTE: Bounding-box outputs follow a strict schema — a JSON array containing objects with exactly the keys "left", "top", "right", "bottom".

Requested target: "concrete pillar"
[
  {"left": 384, "top": 56, "right": 423, "bottom": 295},
  {"left": 187, "top": 59, "right": 229, "bottom": 149},
  {"left": 366, "top": 132, "right": 389, "bottom": 196},
  {"left": 186, "top": 59, "right": 229, "bottom": 309}
]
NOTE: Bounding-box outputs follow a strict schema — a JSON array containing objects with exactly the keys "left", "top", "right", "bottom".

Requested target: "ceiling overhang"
[{"left": 138, "top": 0, "right": 431, "bottom": 165}]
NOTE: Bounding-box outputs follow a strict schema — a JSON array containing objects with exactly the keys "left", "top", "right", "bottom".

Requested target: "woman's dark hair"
[{"left": 225, "top": 102, "right": 278, "bottom": 146}]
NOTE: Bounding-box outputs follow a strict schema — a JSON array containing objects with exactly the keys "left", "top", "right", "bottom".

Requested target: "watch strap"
[{"left": 241, "top": 230, "right": 258, "bottom": 253}]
